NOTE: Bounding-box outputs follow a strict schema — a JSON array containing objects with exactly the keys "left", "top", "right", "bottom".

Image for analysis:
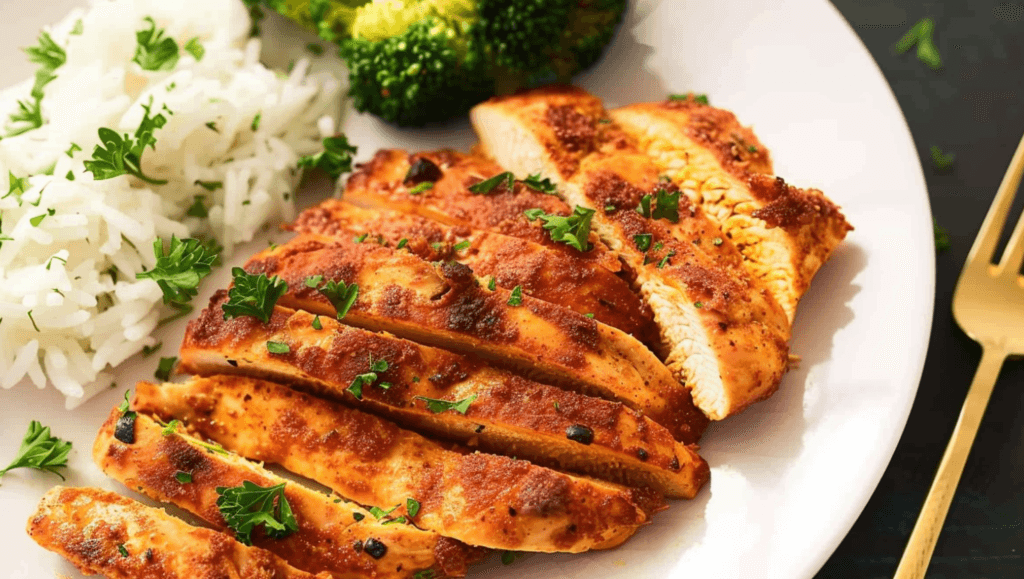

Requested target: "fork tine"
[
  {"left": 998, "top": 199, "right": 1024, "bottom": 275},
  {"left": 969, "top": 133, "right": 1024, "bottom": 265}
]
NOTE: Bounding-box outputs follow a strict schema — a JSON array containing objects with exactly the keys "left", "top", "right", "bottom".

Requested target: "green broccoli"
[
  {"left": 258, "top": 0, "right": 627, "bottom": 126},
  {"left": 341, "top": 0, "right": 491, "bottom": 126}
]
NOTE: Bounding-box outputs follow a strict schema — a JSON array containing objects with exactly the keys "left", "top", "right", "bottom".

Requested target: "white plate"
[{"left": 0, "top": 1, "right": 934, "bottom": 578}]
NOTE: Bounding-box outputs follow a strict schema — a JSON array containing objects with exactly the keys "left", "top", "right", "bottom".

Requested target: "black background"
[{"left": 817, "top": 1, "right": 1023, "bottom": 578}]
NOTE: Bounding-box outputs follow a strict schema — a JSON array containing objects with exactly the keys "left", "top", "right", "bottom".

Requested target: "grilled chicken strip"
[
  {"left": 341, "top": 149, "right": 658, "bottom": 345},
  {"left": 179, "top": 296, "right": 709, "bottom": 493},
  {"left": 291, "top": 199, "right": 657, "bottom": 344},
  {"left": 243, "top": 233, "right": 700, "bottom": 438},
  {"left": 610, "top": 100, "right": 852, "bottom": 321},
  {"left": 28, "top": 486, "right": 329, "bottom": 579},
  {"left": 94, "top": 410, "right": 479, "bottom": 578},
  {"left": 133, "top": 376, "right": 664, "bottom": 553},
  {"left": 471, "top": 86, "right": 793, "bottom": 420}
]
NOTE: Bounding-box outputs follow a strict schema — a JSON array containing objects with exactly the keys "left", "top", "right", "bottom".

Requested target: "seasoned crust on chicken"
[
  {"left": 178, "top": 296, "right": 709, "bottom": 493},
  {"left": 243, "top": 233, "right": 701, "bottom": 439},
  {"left": 27, "top": 486, "right": 329, "bottom": 579},
  {"left": 471, "top": 85, "right": 792, "bottom": 419},
  {"left": 93, "top": 410, "right": 479, "bottom": 578},
  {"left": 291, "top": 199, "right": 657, "bottom": 344},
  {"left": 132, "top": 376, "right": 665, "bottom": 553},
  {"left": 610, "top": 101, "right": 852, "bottom": 321}
]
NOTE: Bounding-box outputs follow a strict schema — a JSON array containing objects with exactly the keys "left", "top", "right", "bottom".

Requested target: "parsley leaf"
[
  {"left": 406, "top": 498, "right": 420, "bottom": 517},
  {"left": 155, "top": 356, "right": 177, "bottom": 381},
  {"left": 346, "top": 356, "right": 389, "bottom": 400},
  {"left": 6, "top": 32, "right": 65, "bottom": 137},
  {"left": 523, "top": 206, "right": 596, "bottom": 251},
  {"left": 487, "top": 277, "right": 496, "bottom": 291},
  {"left": 414, "top": 394, "right": 478, "bottom": 415},
  {"left": 934, "top": 219, "right": 950, "bottom": 252},
  {"left": 633, "top": 233, "right": 653, "bottom": 251},
  {"left": 298, "top": 135, "right": 357, "bottom": 180},
  {"left": 216, "top": 481, "right": 298, "bottom": 546},
  {"left": 0, "top": 420, "right": 72, "bottom": 481},
  {"left": 312, "top": 315, "right": 322, "bottom": 330},
  {"left": 222, "top": 268, "right": 288, "bottom": 323},
  {"left": 136, "top": 236, "right": 218, "bottom": 305},
  {"left": 160, "top": 419, "right": 181, "bottom": 436},
  {"left": 133, "top": 17, "right": 180, "bottom": 71},
  {"left": 507, "top": 285, "right": 524, "bottom": 306},
  {"left": 251, "top": 112, "right": 261, "bottom": 131},
  {"left": 896, "top": 17, "right": 942, "bottom": 70},
  {"left": 83, "top": 98, "right": 169, "bottom": 185},
  {"left": 183, "top": 37, "right": 205, "bottom": 61},
  {"left": 408, "top": 181, "right": 433, "bottom": 195},
  {"left": 637, "top": 188, "right": 680, "bottom": 223},
  {"left": 931, "top": 145, "right": 955, "bottom": 171},
  {"left": 175, "top": 471, "right": 193, "bottom": 483},
  {"left": 266, "top": 341, "right": 290, "bottom": 354},
  {"left": 313, "top": 279, "right": 359, "bottom": 320},
  {"left": 657, "top": 250, "right": 676, "bottom": 269},
  {"left": 468, "top": 172, "right": 514, "bottom": 195},
  {"left": 668, "top": 93, "right": 709, "bottom": 105},
  {"left": 521, "top": 173, "right": 557, "bottom": 194}
]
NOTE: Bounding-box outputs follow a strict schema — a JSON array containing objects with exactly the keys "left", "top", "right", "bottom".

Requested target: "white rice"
[{"left": 0, "top": 0, "right": 343, "bottom": 407}]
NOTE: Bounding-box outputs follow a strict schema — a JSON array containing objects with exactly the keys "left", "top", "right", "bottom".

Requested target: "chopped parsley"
[
  {"left": 636, "top": 188, "right": 680, "bottom": 223},
  {"left": 175, "top": 471, "right": 193, "bottom": 483},
  {"left": 5, "top": 171, "right": 29, "bottom": 203},
  {"left": 487, "top": 277, "right": 497, "bottom": 291},
  {"left": 312, "top": 315, "right": 322, "bottom": 330},
  {"left": 396, "top": 238, "right": 408, "bottom": 249},
  {"left": 934, "top": 219, "right": 950, "bottom": 252},
  {"left": 133, "top": 17, "right": 180, "bottom": 71},
  {"left": 136, "top": 236, "right": 218, "bottom": 306},
  {"left": 453, "top": 240, "right": 471, "bottom": 252},
  {"left": 657, "top": 250, "right": 676, "bottom": 269},
  {"left": 186, "top": 196, "right": 208, "bottom": 218},
  {"left": 251, "top": 112, "right": 261, "bottom": 131},
  {"left": 222, "top": 268, "right": 289, "bottom": 323},
  {"left": 468, "top": 171, "right": 514, "bottom": 194},
  {"left": 141, "top": 343, "right": 162, "bottom": 357},
  {"left": 266, "top": 341, "right": 290, "bottom": 354},
  {"left": 633, "top": 233, "right": 653, "bottom": 251},
  {"left": 155, "top": 356, "right": 177, "bottom": 381},
  {"left": 408, "top": 181, "right": 433, "bottom": 195},
  {"left": 83, "top": 97, "right": 169, "bottom": 185},
  {"left": 414, "top": 394, "right": 478, "bottom": 415},
  {"left": 931, "top": 145, "right": 955, "bottom": 171},
  {"left": 215, "top": 481, "right": 298, "bottom": 546},
  {"left": 521, "top": 173, "right": 557, "bottom": 194},
  {"left": 27, "top": 310, "right": 39, "bottom": 332},
  {"left": 406, "top": 498, "right": 420, "bottom": 517},
  {"left": 346, "top": 356, "right": 389, "bottom": 400},
  {"left": 29, "top": 208, "right": 54, "bottom": 227},
  {"left": 298, "top": 135, "right": 357, "bottom": 180},
  {"left": 118, "top": 544, "right": 129, "bottom": 558},
  {"left": 694, "top": 301, "right": 704, "bottom": 309},
  {"left": 523, "top": 205, "right": 596, "bottom": 252},
  {"left": 584, "top": 313, "right": 595, "bottom": 318},
  {"left": 160, "top": 419, "right": 181, "bottom": 436},
  {"left": 0, "top": 420, "right": 72, "bottom": 481},
  {"left": 183, "top": 37, "right": 205, "bottom": 61},
  {"left": 6, "top": 32, "right": 65, "bottom": 137},
  {"left": 311, "top": 278, "right": 359, "bottom": 319},
  {"left": 205, "top": 121, "right": 219, "bottom": 133},
  {"left": 65, "top": 143, "right": 81, "bottom": 157},
  {"left": 507, "top": 285, "right": 523, "bottom": 306},
  {"left": 896, "top": 17, "right": 942, "bottom": 70},
  {"left": 668, "top": 93, "right": 709, "bottom": 105}
]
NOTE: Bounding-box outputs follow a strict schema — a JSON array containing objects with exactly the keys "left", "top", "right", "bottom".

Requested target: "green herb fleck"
[
  {"left": 931, "top": 145, "right": 955, "bottom": 171},
  {"left": 312, "top": 315, "right": 322, "bottom": 330},
  {"left": 487, "top": 277, "right": 497, "bottom": 291},
  {"left": 83, "top": 97, "right": 169, "bottom": 185},
  {"left": 313, "top": 279, "right": 359, "bottom": 320},
  {"left": 414, "top": 394, "right": 478, "bottom": 415},
  {"left": 251, "top": 112, "right": 261, "bottom": 131},
  {"left": 216, "top": 481, "right": 298, "bottom": 546},
  {"left": 133, "top": 17, "right": 179, "bottom": 71},
  {"left": 175, "top": 471, "right": 193, "bottom": 483},
  {"left": 0, "top": 420, "right": 72, "bottom": 481},
  {"left": 118, "top": 544, "right": 129, "bottom": 558},
  {"left": 521, "top": 173, "right": 557, "bottom": 194},
  {"left": 507, "top": 285, "right": 523, "bottom": 306},
  {"left": 298, "top": 135, "right": 357, "bottom": 180},
  {"left": 136, "top": 236, "right": 218, "bottom": 306},
  {"left": 267, "top": 341, "right": 290, "bottom": 354},
  {"left": 155, "top": 356, "right": 176, "bottom": 381},
  {"left": 637, "top": 188, "right": 680, "bottom": 223},
  {"left": 934, "top": 219, "right": 950, "bottom": 252},
  {"left": 633, "top": 233, "right": 653, "bottom": 251},
  {"left": 896, "top": 17, "right": 942, "bottom": 70},
  {"left": 184, "top": 37, "right": 204, "bottom": 61},
  {"left": 406, "top": 498, "right": 420, "bottom": 517},
  {"left": 453, "top": 240, "right": 471, "bottom": 252},
  {"left": 396, "top": 238, "right": 408, "bottom": 249},
  {"left": 408, "top": 181, "right": 433, "bottom": 195},
  {"left": 346, "top": 356, "right": 389, "bottom": 400},
  {"left": 523, "top": 206, "right": 596, "bottom": 252},
  {"left": 222, "top": 268, "right": 288, "bottom": 323},
  {"left": 27, "top": 309, "right": 39, "bottom": 331},
  {"left": 468, "top": 172, "right": 514, "bottom": 195}
]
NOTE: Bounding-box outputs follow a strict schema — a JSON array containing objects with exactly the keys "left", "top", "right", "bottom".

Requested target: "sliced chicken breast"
[
  {"left": 132, "top": 376, "right": 664, "bottom": 553},
  {"left": 610, "top": 100, "right": 852, "bottom": 321},
  {"left": 291, "top": 198, "right": 658, "bottom": 344},
  {"left": 27, "top": 486, "right": 329, "bottom": 579},
  {"left": 243, "top": 234, "right": 699, "bottom": 436},
  {"left": 178, "top": 296, "right": 709, "bottom": 492},
  {"left": 471, "top": 85, "right": 792, "bottom": 420},
  {"left": 94, "top": 410, "right": 478, "bottom": 578}
]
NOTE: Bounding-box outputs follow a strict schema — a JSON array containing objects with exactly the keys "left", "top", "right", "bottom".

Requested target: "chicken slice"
[
  {"left": 471, "top": 85, "right": 792, "bottom": 420},
  {"left": 243, "top": 233, "right": 700, "bottom": 438},
  {"left": 27, "top": 486, "right": 329, "bottom": 579},
  {"left": 179, "top": 296, "right": 709, "bottom": 493},
  {"left": 292, "top": 198, "right": 658, "bottom": 345},
  {"left": 94, "top": 410, "right": 479, "bottom": 578},
  {"left": 132, "top": 376, "right": 664, "bottom": 553},
  {"left": 610, "top": 100, "right": 852, "bottom": 321}
]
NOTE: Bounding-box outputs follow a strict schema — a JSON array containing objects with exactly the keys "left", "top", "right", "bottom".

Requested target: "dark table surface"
[{"left": 817, "top": 2, "right": 1024, "bottom": 578}]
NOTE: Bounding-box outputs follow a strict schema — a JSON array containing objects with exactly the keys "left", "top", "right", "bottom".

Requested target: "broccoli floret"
[
  {"left": 476, "top": 0, "right": 626, "bottom": 83},
  {"left": 278, "top": 0, "right": 370, "bottom": 42},
  {"left": 341, "top": 0, "right": 490, "bottom": 126}
]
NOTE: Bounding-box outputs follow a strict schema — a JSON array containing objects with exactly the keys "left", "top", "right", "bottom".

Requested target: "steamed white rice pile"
[{"left": 0, "top": 0, "right": 343, "bottom": 406}]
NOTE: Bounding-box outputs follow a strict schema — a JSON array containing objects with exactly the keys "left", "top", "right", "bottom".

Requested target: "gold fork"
[{"left": 894, "top": 132, "right": 1024, "bottom": 579}]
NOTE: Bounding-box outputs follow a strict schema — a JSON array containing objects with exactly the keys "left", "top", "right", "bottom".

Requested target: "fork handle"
[{"left": 893, "top": 347, "right": 1006, "bottom": 579}]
